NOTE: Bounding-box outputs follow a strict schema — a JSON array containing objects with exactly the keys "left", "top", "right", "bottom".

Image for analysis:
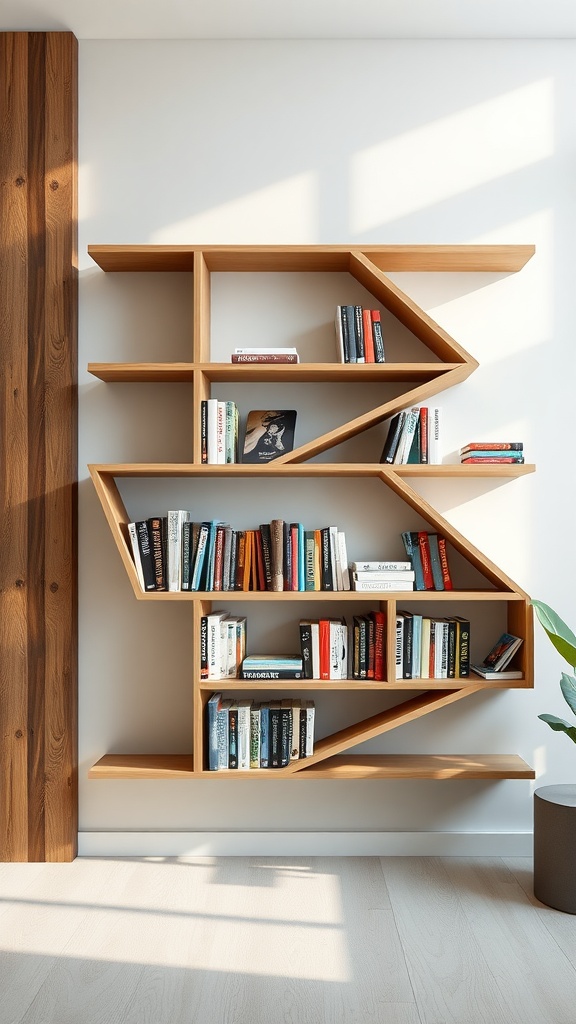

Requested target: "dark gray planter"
[{"left": 534, "top": 784, "right": 576, "bottom": 913}]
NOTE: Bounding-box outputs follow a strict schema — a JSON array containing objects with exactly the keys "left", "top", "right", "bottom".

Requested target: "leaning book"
[{"left": 242, "top": 410, "right": 297, "bottom": 464}]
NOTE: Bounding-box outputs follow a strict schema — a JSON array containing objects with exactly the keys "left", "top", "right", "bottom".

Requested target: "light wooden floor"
[{"left": 1, "top": 856, "right": 575, "bottom": 1024}]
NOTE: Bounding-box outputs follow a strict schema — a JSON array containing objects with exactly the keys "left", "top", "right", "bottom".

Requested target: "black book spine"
[
  {"left": 321, "top": 528, "right": 333, "bottom": 591},
  {"left": 269, "top": 708, "right": 281, "bottom": 768},
  {"left": 380, "top": 413, "right": 404, "bottom": 464},
  {"left": 280, "top": 707, "right": 292, "bottom": 768},
  {"left": 447, "top": 619, "right": 457, "bottom": 679},
  {"left": 147, "top": 517, "right": 165, "bottom": 591},
  {"left": 228, "top": 707, "right": 238, "bottom": 769},
  {"left": 354, "top": 305, "right": 365, "bottom": 361},
  {"left": 299, "top": 622, "right": 313, "bottom": 679},
  {"left": 201, "top": 400, "right": 208, "bottom": 464},
  {"left": 136, "top": 521, "right": 157, "bottom": 591},
  {"left": 260, "top": 524, "right": 273, "bottom": 590},
  {"left": 241, "top": 669, "right": 303, "bottom": 680},
  {"left": 228, "top": 530, "right": 238, "bottom": 592},
  {"left": 458, "top": 619, "right": 471, "bottom": 677},
  {"left": 372, "top": 317, "right": 385, "bottom": 362},
  {"left": 299, "top": 708, "right": 308, "bottom": 758},
  {"left": 341, "top": 305, "right": 354, "bottom": 363}
]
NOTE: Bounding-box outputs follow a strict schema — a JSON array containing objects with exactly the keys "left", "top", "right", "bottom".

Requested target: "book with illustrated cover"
[
  {"left": 242, "top": 410, "right": 297, "bottom": 463},
  {"left": 475, "top": 632, "right": 523, "bottom": 673}
]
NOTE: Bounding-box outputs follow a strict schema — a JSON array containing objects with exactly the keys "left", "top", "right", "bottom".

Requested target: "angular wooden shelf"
[
  {"left": 88, "top": 753, "right": 534, "bottom": 780},
  {"left": 87, "top": 242, "right": 535, "bottom": 784}
]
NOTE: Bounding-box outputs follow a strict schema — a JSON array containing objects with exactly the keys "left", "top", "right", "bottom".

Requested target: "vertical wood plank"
[{"left": 0, "top": 32, "right": 77, "bottom": 862}]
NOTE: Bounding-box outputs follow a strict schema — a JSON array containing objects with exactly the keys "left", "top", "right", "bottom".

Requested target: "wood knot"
[
  {"left": 15, "top": 176, "right": 25, "bottom": 187},
  {"left": 50, "top": 581, "right": 59, "bottom": 592},
  {"left": 15, "top": 730, "right": 23, "bottom": 739},
  {"left": 15, "top": 579, "right": 24, "bottom": 587},
  {"left": 49, "top": 180, "right": 59, "bottom": 191}
]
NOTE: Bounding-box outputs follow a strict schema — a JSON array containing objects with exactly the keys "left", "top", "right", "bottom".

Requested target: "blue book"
[
  {"left": 207, "top": 693, "right": 222, "bottom": 770},
  {"left": 427, "top": 533, "right": 445, "bottom": 591},
  {"left": 401, "top": 531, "right": 426, "bottom": 591},
  {"left": 190, "top": 522, "right": 210, "bottom": 591},
  {"left": 260, "top": 703, "right": 270, "bottom": 768}
]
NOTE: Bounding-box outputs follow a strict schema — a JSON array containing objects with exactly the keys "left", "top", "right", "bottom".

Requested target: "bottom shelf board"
[{"left": 88, "top": 753, "right": 534, "bottom": 781}]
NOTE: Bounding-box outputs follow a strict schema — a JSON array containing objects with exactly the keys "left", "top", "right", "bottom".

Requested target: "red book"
[
  {"left": 437, "top": 536, "right": 453, "bottom": 590},
  {"left": 372, "top": 611, "right": 386, "bottom": 681},
  {"left": 419, "top": 407, "right": 428, "bottom": 464},
  {"left": 319, "top": 619, "right": 331, "bottom": 680},
  {"left": 460, "top": 442, "right": 523, "bottom": 453},
  {"left": 231, "top": 353, "right": 299, "bottom": 363},
  {"left": 362, "top": 309, "right": 375, "bottom": 362},
  {"left": 462, "top": 456, "right": 524, "bottom": 464},
  {"left": 418, "top": 532, "right": 434, "bottom": 590}
]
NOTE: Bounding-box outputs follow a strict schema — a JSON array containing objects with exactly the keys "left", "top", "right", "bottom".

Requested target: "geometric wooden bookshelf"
[{"left": 87, "top": 243, "right": 536, "bottom": 782}]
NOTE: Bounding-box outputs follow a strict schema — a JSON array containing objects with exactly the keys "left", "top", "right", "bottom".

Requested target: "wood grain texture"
[
  {"left": 87, "top": 361, "right": 457, "bottom": 383},
  {"left": 0, "top": 32, "right": 78, "bottom": 861}
]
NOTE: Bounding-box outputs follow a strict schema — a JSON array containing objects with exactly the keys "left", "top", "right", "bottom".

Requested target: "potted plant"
[{"left": 532, "top": 599, "right": 576, "bottom": 913}]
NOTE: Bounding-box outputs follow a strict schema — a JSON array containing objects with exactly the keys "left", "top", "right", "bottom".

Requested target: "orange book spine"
[{"left": 362, "top": 309, "right": 375, "bottom": 362}]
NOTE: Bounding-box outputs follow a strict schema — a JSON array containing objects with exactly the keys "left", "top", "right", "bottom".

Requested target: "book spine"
[
  {"left": 358, "top": 617, "right": 368, "bottom": 679},
  {"left": 305, "top": 702, "right": 315, "bottom": 757},
  {"left": 200, "top": 400, "right": 208, "bottom": 464},
  {"left": 371, "top": 310, "right": 385, "bottom": 362},
  {"left": 200, "top": 615, "right": 208, "bottom": 680},
  {"left": 270, "top": 519, "right": 284, "bottom": 592},
  {"left": 216, "top": 402, "right": 226, "bottom": 465},
  {"left": 280, "top": 704, "right": 292, "bottom": 767},
  {"left": 240, "top": 670, "right": 304, "bottom": 680},
  {"left": 136, "top": 521, "right": 157, "bottom": 592},
  {"left": 297, "top": 523, "right": 305, "bottom": 592},
  {"left": 231, "top": 353, "right": 299, "bottom": 363},
  {"left": 299, "top": 621, "right": 314, "bottom": 679},
  {"left": 225, "top": 401, "right": 236, "bottom": 464},
  {"left": 337, "top": 532, "right": 351, "bottom": 591},
  {"left": 148, "top": 517, "right": 166, "bottom": 591},
  {"left": 460, "top": 442, "right": 523, "bottom": 453},
  {"left": 290, "top": 523, "right": 299, "bottom": 592},
  {"left": 207, "top": 398, "right": 218, "bottom": 465},
  {"left": 461, "top": 456, "right": 525, "bottom": 464},
  {"left": 427, "top": 533, "right": 445, "bottom": 591},
  {"left": 428, "top": 407, "right": 442, "bottom": 465},
  {"left": 373, "top": 611, "right": 386, "bottom": 681},
  {"left": 259, "top": 524, "right": 273, "bottom": 590},
  {"left": 319, "top": 619, "right": 331, "bottom": 680},
  {"left": 127, "top": 522, "right": 146, "bottom": 591},
  {"left": 447, "top": 620, "right": 457, "bottom": 679},
  {"left": 228, "top": 706, "right": 238, "bottom": 769},
  {"left": 212, "top": 525, "right": 225, "bottom": 591},
  {"left": 342, "top": 305, "right": 356, "bottom": 362},
  {"left": 457, "top": 620, "right": 470, "bottom": 677},
  {"left": 395, "top": 616, "right": 404, "bottom": 680},
  {"left": 237, "top": 702, "right": 251, "bottom": 770},
  {"left": 354, "top": 305, "right": 365, "bottom": 362},
  {"left": 362, "top": 308, "right": 374, "bottom": 362},
  {"left": 250, "top": 705, "right": 261, "bottom": 769},
  {"left": 401, "top": 614, "right": 413, "bottom": 679},
  {"left": 167, "top": 511, "right": 182, "bottom": 592},
  {"left": 217, "top": 702, "right": 231, "bottom": 769},
  {"left": 321, "top": 528, "right": 333, "bottom": 591},
  {"left": 380, "top": 412, "right": 405, "bottom": 464},
  {"left": 417, "top": 532, "right": 434, "bottom": 590},
  {"left": 207, "top": 694, "right": 221, "bottom": 771},
  {"left": 437, "top": 536, "right": 453, "bottom": 590},
  {"left": 299, "top": 707, "right": 308, "bottom": 758},
  {"left": 259, "top": 704, "right": 270, "bottom": 768},
  {"left": 269, "top": 707, "right": 281, "bottom": 768},
  {"left": 190, "top": 524, "right": 209, "bottom": 591},
  {"left": 352, "top": 580, "right": 414, "bottom": 592},
  {"left": 352, "top": 560, "right": 411, "bottom": 572},
  {"left": 419, "top": 407, "right": 428, "bottom": 463}
]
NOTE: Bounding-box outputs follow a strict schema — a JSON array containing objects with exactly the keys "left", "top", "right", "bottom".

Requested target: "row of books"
[
  {"left": 206, "top": 693, "right": 315, "bottom": 770},
  {"left": 200, "top": 406, "right": 297, "bottom": 465},
  {"left": 230, "top": 347, "right": 300, "bottom": 364},
  {"left": 200, "top": 400, "right": 239, "bottom": 464},
  {"left": 200, "top": 612, "right": 247, "bottom": 680},
  {"left": 401, "top": 532, "right": 453, "bottom": 591},
  {"left": 380, "top": 406, "right": 441, "bottom": 465},
  {"left": 460, "top": 442, "right": 525, "bottom": 465},
  {"left": 396, "top": 612, "right": 470, "bottom": 680},
  {"left": 335, "top": 305, "right": 386, "bottom": 363},
  {"left": 128, "top": 514, "right": 352, "bottom": 593}
]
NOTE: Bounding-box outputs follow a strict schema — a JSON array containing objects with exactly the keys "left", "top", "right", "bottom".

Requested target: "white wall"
[{"left": 79, "top": 40, "right": 574, "bottom": 851}]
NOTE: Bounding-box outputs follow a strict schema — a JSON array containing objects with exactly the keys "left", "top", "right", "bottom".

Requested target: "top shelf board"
[{"left": 87, "top": 244, "right": 536, "bottom": 275}]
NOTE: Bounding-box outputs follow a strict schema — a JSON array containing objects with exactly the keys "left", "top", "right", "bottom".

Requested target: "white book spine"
[
  {"left": 167, "top": 510, "right": 185, "bottom": 592},
  {"left": 291, "top": 701, "right": 301, "bottom": 759},
  {"left": 305, "top": 703, "right": 315, "bottom": 757},
  {"left": 250, "top": 706, "right": 261, "bottom": 769},
  {"left": 237, "top": 702, "right": 251, "bottom": 770},
  {"left": 350, "top": 561, "right": 411, "bottom": 572},
  {"left": 310, "top": 622, "right": 320, "bottom": 679},
  {"left": 207, "top": 398, "right": 218, "bottom": 464},
  {"left": 207, "top": 613, "right": 225, "bottom": 679},
  {"left": 127, "top": 522, "right": 145, "bottom": 591},
  {"left": 352, "top": 580, "right": 414, "bottom": 592},
  {"left": 337, "top": 531, "right": 350, "bottom": 590},
  {"left": 216, "top": 402, "right": 226, "bottom": 464}
]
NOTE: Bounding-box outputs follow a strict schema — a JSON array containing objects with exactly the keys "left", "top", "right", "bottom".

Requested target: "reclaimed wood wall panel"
[{"left": 0, "top": 32, "right": 78, "bottom": 862}]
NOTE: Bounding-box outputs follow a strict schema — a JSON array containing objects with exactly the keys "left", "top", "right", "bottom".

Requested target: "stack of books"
[
  {"left": 335, "top": 305, "right": 385, "bottom": 363},
  {"left": 401, "top": 532, "right": 453, "bottom": 591},
  {"left": 471, "top": 632, "right": 523, "bottom": 679},
  {"left": 380, "top": 406, "right": 441, "bottom": 465},
  {"left": 351, "top": 612, "right": 387, "bottom": 680},
  {"left": 460, "top": 442, "right": 524, "bottom": 465},
  {"left": 206, "top": 693, "right": 315, "bottom": 770},
  {"left": 200, "top": 611, "right": 247, "bottom": 680},
  {"left": 350, "top": 560, "right": 415, "bottom": 593},
  {"left": 231, "top": 347, "right": 300, "bottom": 363}
]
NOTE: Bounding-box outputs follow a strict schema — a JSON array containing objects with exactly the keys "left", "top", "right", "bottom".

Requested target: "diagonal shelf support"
[{"left": 281, "top": 685, "right": 483, "bottom": 774}]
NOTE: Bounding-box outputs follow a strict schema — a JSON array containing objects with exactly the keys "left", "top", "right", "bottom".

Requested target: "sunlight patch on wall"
[
  {"left": 350, "top": 80, "right": 554, "bottom": 232},
  {"left": 151, "top": 173, "right": 318, "bottom": 244}
]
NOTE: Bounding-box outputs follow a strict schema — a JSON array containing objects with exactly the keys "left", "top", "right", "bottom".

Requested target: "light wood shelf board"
[
  {"left": 392, "top": 464, "right": 535, "bottom": 478},
  {"left": 198, "top": 677, "right": 530, "bottom": 690},
  {"left": 126, "top": 589, "right": 521, "bottom": 603},
  {"left": 87, "top": 362, "right": 456, "bottom": 383},
  {"left": 89, "top": 755, "right": 194, "bottom": 779},
  {"left": 87, "top": 244, "right": 535, "bottom": 275}
]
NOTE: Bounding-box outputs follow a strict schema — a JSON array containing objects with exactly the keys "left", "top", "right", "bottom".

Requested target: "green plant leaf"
[
  {"left": 532, "top": 600, "right": 576, "bottom": 668},
  {"left": 560, "top": 673, "right": 576, "bottom": 717},
  {"left": 538, "top": 713, "right": 576, "bottom": 744}
]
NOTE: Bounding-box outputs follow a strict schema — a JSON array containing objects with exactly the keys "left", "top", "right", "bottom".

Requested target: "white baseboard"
[{"left": 78, "top": 831, "right": 533, "bottom": 858}]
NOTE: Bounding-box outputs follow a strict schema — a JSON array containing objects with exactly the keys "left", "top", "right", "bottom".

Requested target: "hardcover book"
[{"left": 242, "top": 410, "right": 297, "bottom": 464}]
